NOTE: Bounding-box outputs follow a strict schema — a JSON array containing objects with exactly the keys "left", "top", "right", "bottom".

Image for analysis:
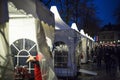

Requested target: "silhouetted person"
[
  {"left": 116, "top": 46, "right": 120, "bottom": 71},
  {"left": 96, "top": 45, "right": 103, "bottom": 68},
  {"left": 86, "top": 46, "right": 89, "bottom": 62},
  {"left": 104, "top": 46, "right": 111, "bottom": 74}
]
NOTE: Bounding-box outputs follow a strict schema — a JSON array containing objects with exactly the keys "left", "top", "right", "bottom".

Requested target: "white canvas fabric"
[
  {"left": 50, "top": 6, "right": 71, "bottom": 30},
  {"left": 0, "top": 0, "right": 14, "bottom": 79},
  {"left": 71, "top": 23, "right": 79, "bottom": 32},
  {"left": 8, "top": 0, "right": 54, "bottom": 26},
  {"left": 0, "top": 23, "right": 14, "bottom": 80},
  {"left": 36, "top": 20, "right": 58, "bottom": 80}
]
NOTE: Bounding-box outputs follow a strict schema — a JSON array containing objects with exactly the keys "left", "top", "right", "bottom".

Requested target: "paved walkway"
[
  {"left": 58, "top": 61, "right": 120, "bottom": 80},
  {"left": 78, "top": 61, "right": 120, "bottom": 80}
]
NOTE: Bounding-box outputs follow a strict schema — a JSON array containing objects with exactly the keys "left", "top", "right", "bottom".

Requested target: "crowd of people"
[{"left": 90, "top": 44, "right": 120, "bottom": 74}]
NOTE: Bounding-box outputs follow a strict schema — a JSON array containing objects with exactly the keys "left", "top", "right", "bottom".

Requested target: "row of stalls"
[
  {"left": 0, "top": 0, "right": 95, "bottom": 79},
  {"left": 50, "top": 6, "right": 95, "bottom": 78},
  {"left": 0, "top": 0, "right": 57, "bottom": 80}
]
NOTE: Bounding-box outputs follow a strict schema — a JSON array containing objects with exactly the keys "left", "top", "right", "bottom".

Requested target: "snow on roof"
[
  {"left": 71, "top": 23, "right": 79, "bottom": 32},
  {"left": 50, "top": 6, "right": 71, "bottom": 30}
]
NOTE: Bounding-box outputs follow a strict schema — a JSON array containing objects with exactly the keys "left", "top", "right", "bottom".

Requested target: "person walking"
[
  {"left": 115, "top": 46, "right": 120, "bottom": 72},
  {"left": 104, "top": 46, "right": 112, "bottom": 74},
  {"left": 96, "top": 45, "right": 103, "bottom": 68}
]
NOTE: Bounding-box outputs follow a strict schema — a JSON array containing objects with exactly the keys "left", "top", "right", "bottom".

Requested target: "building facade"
[{"left": 98, "top": 24, "right": 120, "bottom": 46}]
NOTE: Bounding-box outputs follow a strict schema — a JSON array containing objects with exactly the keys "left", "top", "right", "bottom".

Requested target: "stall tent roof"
[
  {"left": 71, "top": 23, "right": 79, "bottom": 32},
  {"left": 50, "top": 6, "right": 71, "bottom": 30},
  {"left": 8, "top": 0, "right": 54, "bottom": 26}
]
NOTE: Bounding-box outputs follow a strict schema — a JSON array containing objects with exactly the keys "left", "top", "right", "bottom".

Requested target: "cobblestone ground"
[{"left": 58, "top": 61, "right": 120, "bottom": 80}]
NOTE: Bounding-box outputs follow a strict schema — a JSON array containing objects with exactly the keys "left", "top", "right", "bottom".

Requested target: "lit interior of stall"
[
  {"left": 80, "top": 29, "right": 87, "bottom": 63},
  {"left": 80, "top": 29, "right": 95, "bottom": 63}
]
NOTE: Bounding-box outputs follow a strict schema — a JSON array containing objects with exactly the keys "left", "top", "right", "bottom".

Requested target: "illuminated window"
[
  {"left": 53, "top": 41, "right": 68, "bottom": 68},
  {"left": 10, "top": 38, "right": 37, "bottom": 73}
]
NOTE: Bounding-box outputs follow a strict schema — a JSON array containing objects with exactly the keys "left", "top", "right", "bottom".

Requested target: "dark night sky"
[{"left": 94, "top": 0, "right": 120, "bottom": 26}]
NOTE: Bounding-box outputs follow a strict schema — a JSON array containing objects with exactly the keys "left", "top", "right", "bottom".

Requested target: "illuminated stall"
[
  {"left": 87, "top": 35, "right": 95, "bottom": 61},
  {"left": 50, "top": 6, "right": 81, "bottom": 77},
  {"left": 0, "top": 0, "right": 57, "bottom": 80},
  {"left": 80, "top": 29, "right": 88, "bottom": 63},
  {"left": 80, "top": 30, "right": 95, "bottom": 63}
]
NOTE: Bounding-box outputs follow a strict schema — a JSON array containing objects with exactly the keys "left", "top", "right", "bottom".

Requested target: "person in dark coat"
[
  {"left": 96, "top": 45, "right": 103, "bottom": 68},
  {"left": 116, "top": 46, "right": 120, "bottom": 71},
  {"left": 104, "top": 46, "right": 112, "bottom": 74}
]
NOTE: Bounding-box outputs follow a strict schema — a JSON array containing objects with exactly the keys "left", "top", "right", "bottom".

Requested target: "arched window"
[
  {"left": 53, "top": 41, "right": 69, "bottom": 68},
  {"left": 10, "top": 38, "right": 37, "bottom": 73}
]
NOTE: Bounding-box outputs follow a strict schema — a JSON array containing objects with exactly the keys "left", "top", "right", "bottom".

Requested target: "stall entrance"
[{"left": 53, "top": 41, "right": 69, "bottom": 68}]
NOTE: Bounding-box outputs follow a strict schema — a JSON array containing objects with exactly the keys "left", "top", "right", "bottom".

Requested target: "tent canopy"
[
  {"left": 71, "top": 23, "right": 79, "bottom": 32},
  {"left": 8, "top": 0, "right": 54, "bottom": 26},
  {"left": 50, "top": 6, "right": 71, "bottom": 30}
]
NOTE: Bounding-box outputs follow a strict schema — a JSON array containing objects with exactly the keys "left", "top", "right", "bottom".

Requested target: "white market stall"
[
  {"left": 0, "top": 0, "right": 57, "bottom": 80},
  {"left": 80, "top": 29, "right": 95, "bottom": 63},
  {"left": 50, "top": 6, "right": 81, "bottom": 77}
]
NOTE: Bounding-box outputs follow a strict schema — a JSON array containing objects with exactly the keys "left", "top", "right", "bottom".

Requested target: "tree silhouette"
[
  {"left": 41, "top": 0, "right": 101, "bottom": 37},
  {"left": 114, "top": 3, "right": 120, "bottom": 24}
]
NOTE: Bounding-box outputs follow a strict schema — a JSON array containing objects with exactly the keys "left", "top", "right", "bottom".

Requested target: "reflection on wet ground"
[{"left": 58, "top": 61, "right": 120, "bottom": 80}]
